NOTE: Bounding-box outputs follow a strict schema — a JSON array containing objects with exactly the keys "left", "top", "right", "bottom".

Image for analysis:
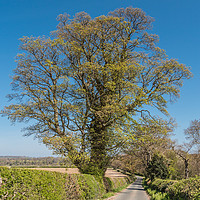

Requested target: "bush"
[
  {"left": 144, "top": 176, "right": 200, "bottom": 200},
  {"left": 168, "top": 177, "right": 200, "bottom": 200},
  {"left": 151, "top": 179, "right": 177, "bottom": 192}
]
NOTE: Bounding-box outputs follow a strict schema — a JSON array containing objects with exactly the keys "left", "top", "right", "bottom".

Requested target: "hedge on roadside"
[
  {"left": 103, "top": 176, "right": 132, "bottom": 192},
  {"left": 144, "top": 176, "right": 200, "bottom": 200},
  {"left": 0, "top": 167, "right": 132, "bottom": 199}
]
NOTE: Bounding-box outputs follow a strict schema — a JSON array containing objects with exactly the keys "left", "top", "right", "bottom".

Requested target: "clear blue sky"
[{"left": 0, "top": 0, "right": 199, "bottom": 157}]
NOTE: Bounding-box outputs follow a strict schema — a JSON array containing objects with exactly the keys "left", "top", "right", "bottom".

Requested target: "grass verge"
[{"left": 101, "top": 183, "right": 131, "bottom": 199}]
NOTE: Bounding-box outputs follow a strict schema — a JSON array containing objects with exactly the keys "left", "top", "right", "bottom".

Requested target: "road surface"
[{"left": 107, "top": 176, "right": 149, "bottom": 200}]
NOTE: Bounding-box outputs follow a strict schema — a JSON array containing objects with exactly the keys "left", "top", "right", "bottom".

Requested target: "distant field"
[
  {"left": 0, "top": 156, "right": 72, "bottom": 167},
  {"left": 27, "top": 168, "right": 127, "bottom": 177},
  {"left": 28, "top": 167, "right": 79, "bottom": 174}
]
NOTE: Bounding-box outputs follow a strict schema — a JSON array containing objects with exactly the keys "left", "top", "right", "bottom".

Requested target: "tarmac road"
[{"left": 110, "top": 176, "right": 150, "bottom": 200}]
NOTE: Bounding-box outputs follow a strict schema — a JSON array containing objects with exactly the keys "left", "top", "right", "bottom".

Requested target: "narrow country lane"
[{"left": 109, "top": 176, "right": 150, "bottom": 200}]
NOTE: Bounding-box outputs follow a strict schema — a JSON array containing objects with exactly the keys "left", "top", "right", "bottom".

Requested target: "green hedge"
[
  {"left": 0, "top": 167, "right": 131, "bottom": 200},
  {"left": 144, "top": 177, "right": 200, "bottom": 200},
  {"left": 103, "top": 176, "right": 132, "bottom": 193}
]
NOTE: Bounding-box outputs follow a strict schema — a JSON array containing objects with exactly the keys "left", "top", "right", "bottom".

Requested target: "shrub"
[
  {"left": 168, "top": 176, "right": 200, "bottom": 200},
  {"left": 144, "top": 176, "right": 200, "bottom": 200}
]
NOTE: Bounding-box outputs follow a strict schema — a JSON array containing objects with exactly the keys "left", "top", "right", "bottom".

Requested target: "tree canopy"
[
  {"left": 185, "top": 119, "right": 200, "bottom": 149},
  {"left": 1, "top": 7, "right": 192, "bottom": 176},
  {"left": 126, "top": 117, "right": 174, "bottom": 168}
]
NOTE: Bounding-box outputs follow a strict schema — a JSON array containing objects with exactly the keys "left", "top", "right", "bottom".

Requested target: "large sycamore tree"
[{"left": 1, "top": 8, "right": 192, "bottom": 176}]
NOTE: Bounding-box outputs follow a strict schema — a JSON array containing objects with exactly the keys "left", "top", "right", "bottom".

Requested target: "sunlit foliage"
[{"left": 1, "top": 7, "right": 192, "bottom": 176}]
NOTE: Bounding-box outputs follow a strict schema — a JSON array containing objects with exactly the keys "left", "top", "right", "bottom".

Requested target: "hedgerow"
[
  {"left": 0, "top": 167, "right": 131, "bottom": 199},
  {"left": 0, "top": 167, "right": 80, "bottom": 199},
  {"left": 144, "top": 176, "right": 200, "bottom": 200}
]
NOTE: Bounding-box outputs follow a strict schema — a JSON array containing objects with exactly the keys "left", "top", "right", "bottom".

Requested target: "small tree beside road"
[{"left": 146, "top": 154, "right": 170, "bottom": 181}]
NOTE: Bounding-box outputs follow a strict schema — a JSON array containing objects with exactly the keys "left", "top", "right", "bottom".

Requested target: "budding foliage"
[{"left": 1, "top": 7, "right": 192, "bottom": 176}]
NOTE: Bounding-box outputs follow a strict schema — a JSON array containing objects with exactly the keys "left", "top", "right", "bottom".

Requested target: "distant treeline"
[{"left": 0, "top": 156, "right": 73, "bottom": 167}]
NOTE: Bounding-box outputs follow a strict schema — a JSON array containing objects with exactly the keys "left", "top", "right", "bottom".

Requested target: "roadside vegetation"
[
  {"left": 0, "top": 167, "right": 133, "bottom": 200},
  {"left": 111, "top": 120, "right": 199, "bottom": 199},
  {"left": 0, "top": 6, "right": 199, "bottom": 200},
  {"left": 143, "top": 177, "right": 200, "bottom": 200}
]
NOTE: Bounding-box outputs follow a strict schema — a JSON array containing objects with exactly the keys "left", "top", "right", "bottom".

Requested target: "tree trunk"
[
  {"left": 184, "top": 159, "right": 189, "bottom": 179},
  {"left": 82, "top": 147, "right": 109, "bottom": 177},
  {"left": 80, "top": 124, "right": 110, "bottom": 177}
]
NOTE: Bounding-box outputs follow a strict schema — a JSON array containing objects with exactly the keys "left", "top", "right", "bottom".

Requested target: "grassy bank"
[
  {"left": 0, "top": 167, "right": 132, "bottom": 199},
  {"left": 101, "top": 182, "right": 131, "bottom": 199}
]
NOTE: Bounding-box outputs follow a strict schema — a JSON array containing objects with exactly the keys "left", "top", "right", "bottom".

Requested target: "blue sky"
[{"left": 0, "top": 0, "right": 199, "bottom": 157}]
